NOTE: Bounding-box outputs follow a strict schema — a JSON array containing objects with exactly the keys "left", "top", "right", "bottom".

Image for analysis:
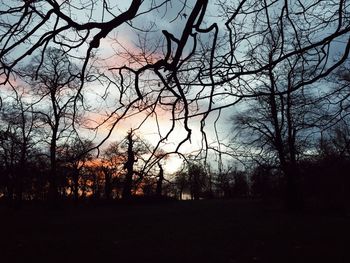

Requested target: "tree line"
[{"left": 1, "top": 0, "right": 350, "bottom": 211}]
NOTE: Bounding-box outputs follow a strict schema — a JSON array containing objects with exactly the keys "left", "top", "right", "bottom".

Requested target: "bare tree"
[
  {"left": 121, "top": 129, "right": 155, "bottom": 199},
  {"left": 187, "top": 161, "right": 207, "bottom": 200},
  {"left": 0, "top": 91, "right": 37, "bottom": 204},
  {"left": 59, "top": 137, "right": 94, "bottom": 201},
  {"left": 231, "top": 40, "right": 324, "bottom": 209},
  {"left": 20, "top": 47, "right": 81, "bottom": 201},
  {"left": 98, "top": 130, "right": 155, "bottom": 200},
  {"left": 99, "top": 141, "right": 125, "bottom": 200}
]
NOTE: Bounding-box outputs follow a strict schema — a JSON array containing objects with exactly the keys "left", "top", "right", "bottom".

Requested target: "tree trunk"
[
  {"left": 285, "top": 85, "right": 304, "bottom": 211},
  {"left": 122, "top": 131, "right": 135, "bottom": 199},
  {"left": 73, "top": 169, "right": 79, "bottom": 202},
  {"left": 14, "top": 167, "right": 23, "bottom": 207},
  {"left": 104, "top": 171, "right": 112, "bottom": 200},
  {"left": 48, "top": 128, "right": 58, "bottom": 204},
  {"left": 284, "top": 164, "right": 303, "bottom": 211},
  {"left": 156, "top": 163, "right": 164, "bottom": 197}
]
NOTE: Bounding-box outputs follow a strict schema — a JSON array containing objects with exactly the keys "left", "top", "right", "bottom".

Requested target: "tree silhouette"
[
  {"left": 155, "top": 163, "right": 164, "bottom": 197},
  {"left": 187, "top": 162, "right": 207, "bottom": 200},
  {"left": 20, "top": 48, "right": 81, "bottom": 202},
  {"left": 122, "top": 130, "right": 136, "bottom": 199},
  {"left": 1, "top": 1, "right": 350, "bottom": 209},
  {"left": 230, "top": 32, "right": 328, "bottom": 209},
  {"left": 0, "top": 92, "right": 38, "bottom": 205},
  {"left": 58, "top": 137, "right": 94, "bottom": 201}
]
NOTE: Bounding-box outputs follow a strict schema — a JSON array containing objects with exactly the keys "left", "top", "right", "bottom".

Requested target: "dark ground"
[{"left": 0, "top": 199, "right": 348, "bottom": 263}]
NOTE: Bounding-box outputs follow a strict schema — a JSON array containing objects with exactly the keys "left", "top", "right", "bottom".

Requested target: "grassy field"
[{"left": 0, "top": 199, "right": 348, "bottom": 263}]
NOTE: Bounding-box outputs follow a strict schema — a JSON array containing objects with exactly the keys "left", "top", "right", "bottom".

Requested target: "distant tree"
[
  {"left": 0, "top": 93, "right": 38, "bottom": 204},
  {"left": 231, "top": 170, "right": 249, "bottom": 198},
  {"left": 121, "top": 130, "right": 155, "bottom": 199},
  {"left": 98, "top": 130, "right": 154, "bottom": 200},
  {"left": 187, "top": 162, "right": 207, "bottom": 200},
  {"left": 20, "top": 48, "right": 81, "bottom": 202},
  {"left": 58, "top": 137, "right": 94, "bottom": 201},
  {"left": 174, "top": 170, "right": 189, "bottom": 200},
  {"left": 26, "top": 150, "right": 50, "bottom": 201},
  {"left": 98, "top": 142, "right": 122, "bottom": 200},
  {"left": 250, "top": 164, "right": 281, "bottom": 199},
  {"left": 0, "top": 128, "right": 19, "bottom": 201},
  {"left": 215, "top": 169, "right": 235, "bottom": 198},
  {"left": 306, "top": 120, "right": 350, "bottom": 211},
  {"left": 231, "top": 41, "right": 322, "bottom": 209},
  {"left": 214, "top": 167, "right": 249, "bottom": 198}
]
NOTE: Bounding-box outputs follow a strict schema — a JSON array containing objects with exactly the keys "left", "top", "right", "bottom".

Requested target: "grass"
[{"left": 0, "top": 199, "right": 348, "bottom": 263}]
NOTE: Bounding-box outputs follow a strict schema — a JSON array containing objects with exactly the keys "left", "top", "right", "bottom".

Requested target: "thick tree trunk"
[
  {"left": 156, "top": 164, "right": 164, "bottom": 197},
  {"left": 48, "top": 128, "right": 58, "bottom": 204},
  {"left": 284, "top": 164, "right": 303, "bottom": 211},
  {"left": 15, "top": 109, "right": 28, "bottom": 207},
  {"left": 122, "top": 131, "right": 135, "bottom": 200},
  {"left": 122, "top": 169, "right": 133, "bottom": 199},
  {"left": 284, "top": 86, "right": 304, "bottom": 211}
]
